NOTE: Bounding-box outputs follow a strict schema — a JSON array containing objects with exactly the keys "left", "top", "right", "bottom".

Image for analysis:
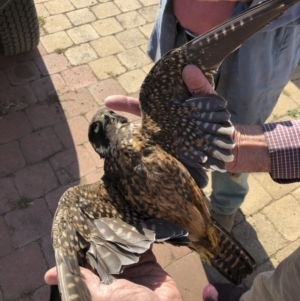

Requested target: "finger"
[
  {"left": 44, "top": 267, "right": 58, "bottom": 285},
  {"left": 105, "top": 95, "right": 141, "bottom": 116},
  {"left": 182, "top": 65, "right": 216, "bottom": 95}
]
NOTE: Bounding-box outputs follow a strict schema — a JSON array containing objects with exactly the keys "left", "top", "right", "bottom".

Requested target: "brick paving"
[{"left": 0, "top": 0, "right": 300, "bottom": 300}]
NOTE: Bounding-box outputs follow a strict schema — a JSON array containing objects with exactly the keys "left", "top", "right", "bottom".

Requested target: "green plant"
[
  {"left": 12, "top": 197, "right": 33, "bottom": 210},
  {"left": 54, "top": 48, "right": 65, "bottom": 54},
  {"left": 0, "top": 102, "right": 16, "bottom": 117},
  {"left": 287, "top": 108, "right": 300, "bottom": 118},
  {"left": 38, "top": 16, "right": 46, "bottom": 27},
  {"left": 282, "top": 89, "right": 291, "bottom": 97}
]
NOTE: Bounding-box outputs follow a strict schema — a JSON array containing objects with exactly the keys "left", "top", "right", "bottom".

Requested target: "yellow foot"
[
  {"left": 191, "top": 243, "right": 214, "bottom": 265},
  {"left": 198, "top": 247, "right": 214, "bottom": 265},
  {"left": 207, "top": 226, "right": 219, "bottom": 249}
]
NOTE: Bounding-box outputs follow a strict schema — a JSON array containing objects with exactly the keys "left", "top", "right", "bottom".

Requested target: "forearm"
[
  {"left": 225, "top": 125, "right": 270, "bottom": 173},
  {"left": 226, "top": 120, "right": 300, "bottom": 183}
]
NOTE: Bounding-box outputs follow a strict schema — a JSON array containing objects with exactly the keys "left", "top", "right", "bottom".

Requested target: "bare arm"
[{"left": 226, "top": 125, "right": 271, "bottom": 173}]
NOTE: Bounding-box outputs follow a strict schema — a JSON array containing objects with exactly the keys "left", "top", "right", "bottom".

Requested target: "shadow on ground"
[{"left": 0, "top": 48, "right": 80, "bottom": 300}]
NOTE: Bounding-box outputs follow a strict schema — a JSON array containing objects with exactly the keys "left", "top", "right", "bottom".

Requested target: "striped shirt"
[{"left": 263, "top": 120, "right": 300, "bottom": 183}]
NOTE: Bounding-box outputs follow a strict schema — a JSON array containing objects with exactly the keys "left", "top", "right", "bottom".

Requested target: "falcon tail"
[{"left": 210, "top": 220, "right": 256, "bottom": 286}]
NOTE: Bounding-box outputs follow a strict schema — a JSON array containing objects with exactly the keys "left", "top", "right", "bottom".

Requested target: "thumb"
[{"left": 182, "top": 65, "right": 216, "bottom": 95}]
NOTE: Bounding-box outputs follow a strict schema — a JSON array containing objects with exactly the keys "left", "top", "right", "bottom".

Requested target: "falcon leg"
[
  {"left": 191, "top": 242, "right": 214, "bottom": 265},
  {"left": 207, "top": 226, "right": 219, "bottom": 249}
]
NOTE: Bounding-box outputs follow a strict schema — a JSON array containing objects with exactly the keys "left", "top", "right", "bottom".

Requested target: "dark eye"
[{"left": 93, "top": 123, "right": 100, "bottom": 133}]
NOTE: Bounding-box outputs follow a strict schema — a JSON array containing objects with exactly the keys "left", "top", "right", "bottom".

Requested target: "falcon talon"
[{"left": 51, "top": 0, "right": 299, "bottom": 299}]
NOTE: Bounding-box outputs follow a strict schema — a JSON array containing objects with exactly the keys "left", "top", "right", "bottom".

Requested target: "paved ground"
[{"left": 1, "top": 0, "right": 300, "bottom": 300}]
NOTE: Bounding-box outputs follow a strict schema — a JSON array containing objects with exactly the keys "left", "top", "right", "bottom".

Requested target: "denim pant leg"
[{"left": 210, "top": 171, "right": 249, "bottom": 215}]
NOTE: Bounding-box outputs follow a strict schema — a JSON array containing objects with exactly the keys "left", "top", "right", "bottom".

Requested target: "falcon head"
[{"left": 88, "top": 108, "right": 128, "bottom": 158}]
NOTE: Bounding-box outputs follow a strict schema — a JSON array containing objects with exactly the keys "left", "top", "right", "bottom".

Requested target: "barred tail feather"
[{"left": 210, "top": 220, "right": 256, "bottom": 286}]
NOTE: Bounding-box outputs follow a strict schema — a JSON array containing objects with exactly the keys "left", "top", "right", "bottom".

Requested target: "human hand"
[{"left": 45, "top": 249, "right": 183, "bottom": 301}]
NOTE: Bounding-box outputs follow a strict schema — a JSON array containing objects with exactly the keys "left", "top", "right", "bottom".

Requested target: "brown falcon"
[{"left": 51, "top": 0, "right": 300, "bottom": 300}]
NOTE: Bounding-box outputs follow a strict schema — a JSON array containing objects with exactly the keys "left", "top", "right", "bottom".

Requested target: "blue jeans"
[{"left": 210, "top": 172, "right": 249, "bottom": 215}]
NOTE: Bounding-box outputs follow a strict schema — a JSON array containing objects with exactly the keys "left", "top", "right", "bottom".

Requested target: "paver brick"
[
  {"left": 253, "top": 172, "right": 300, "bottom": 200},
  {"left": 83, "top": 141, "right": 104, "bottom": 169},
  {"left": 139, "top": 5, "right": 158, "bottom": 22},
  {"left": 41, "top": 31, "right": 73, "bottom": 53},
  {"left": 53, "top": 115, "right": 90, "bottom": 148},
  {"left": 89, "top": 56, "right": 126, "bottom": 80},
  {"left": 117, "top": 69, "right": 146, "bottom": 93},
  {"left": 69, "top": 0, "right": 98, "bottom": 9},
  {"left": 116, "top": 28, "right": 148, "bottom": 49},
  {"left": 35, "top": 52, "right": 70, "bottom": 75},
  {"left": 87, "top": 79, "right": 126, "bottom": 106},
  {"left": 25, "top": 102, "right": 65, "bottom": 130},
  {"left": 266, "top": 93, "right": 298, "bottom": 122},
  {"left": 30, "top": 74, "right": 69, "bottom": 101},
  {"left": 139, "top": 0, "right": 159, "bottom": 6},
  {"left": 0, "top": 83, "right": 38, "bottom": 112},
  {"left": 152, "top": 243, "right": 174, "bottom": 268},
  {"left": 56, "top": 168, "right": 75, "bottom": 185},
  {"left": 165, "top": 253, "right": 209, "bottom": 301},
  {"left": 0, "top": 242, "right": 48, "bottom": 300},
  {"left": 44, "top": 0, "right": 74, "bottom": 14},
  {"left": 66, "top": 145, "right": 96, "bottom": 179},
  {"left": 33, "top": 285, "right": 50, "bottom": 301},
  {"left": 0, "top": 111, "right": 32, "bottom": 143},
  {"left": 142, "top": 62, "right": 154, "bottom": 74},
  {"left": 92, "top": 18, "right": 123, "bottom": 36},
  {"left": 5, "top": 198, "right": 52, "bottom": 248},
  {"left": 40, "top": 233, "right": 55, "bottom": 268},
  {"left": 263, "top": 195, "right": 300, "bottom": 241},
  {"left": 275, "top": 238, "right": 300, "bottom": 263},
  {"left": 232, "top": 213, "right": 287, "bottom": 264},
  {"left": 15, "top": 43, "right": 48, "bottom": 62},
  {"left": 91, "top": 36, "right": 125, "bottom": 57},
  {"left": 91, "top": 2, "right": 121, "bottom": 19},
  {"left": 20, "top": 127, "right": 63, "bottom": 164},
  {"left": 116, "top": 11, "right": 146, "bottom": 29},
  {"left": 0, "top": 69, "right": 10, "bottom": 91},
  {"left": 292, "top": 186, "right": 300, "bottom": 202},
  {"left": 0, "top": 177, "right": 20, "bottom": 215},
  {"left": 67, "top": 24, "right": 99, "bottom": 44},
  {"left": 0, "top": 217, "right": 14, "bottom": 257},
  {"left": 114, "top": 0, "right": 142, "bottom": 12},
  {"left": 139, "top": 22, "right": 155, "bottom": 39},
  {"left": 5, "top": 61, "right": 40, "bottom": 85},
  {"left": 284, "top": 81, "right": 300, "bottom": 106},
  {"left": 14, "top": 162, "right": 58, "bottom": 199},
  {"left": 50, "top": 145, "right": 78, "bottom": 173},
  {"left": 44, "top": 14, "right": 72, "bottom": 33},
  {"left": 84, "top": 169, "right": 104, "bottom": 184},
  {"left": 59, "top": 88, "right": 98, "bottom": 118},
  {"left": 65, "top": 43, "right": 98, "bottom": 65},
  {"left": 62, "top": 65, "right": 97, "bottom": 90},
  {"left": 0, "top": 53, "right": 16, "bottom": 69},
  {"left": 34, "top": 3, "right": 50, "bottom": 17},
  {"left": 240, "top": 175, "right": 273, "bottom": 216},
  {"left": 117, "top": 47, "right": 151, "bottom": 70},
  {"left": 67, "top": 8, "right": 96, "bottom": 26}
]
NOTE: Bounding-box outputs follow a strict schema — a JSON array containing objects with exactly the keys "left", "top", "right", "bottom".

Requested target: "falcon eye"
[{"left": 93, "top": 123, "right": 100, "bottom": 133}]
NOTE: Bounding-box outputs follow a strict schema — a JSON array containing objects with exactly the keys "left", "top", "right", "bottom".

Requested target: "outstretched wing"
[
  {"left": 51, "top": 179, "right": 189, "bottom": 301},
  {"left": 139, "top": 0, "right": 299, "bottom": 171}
]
